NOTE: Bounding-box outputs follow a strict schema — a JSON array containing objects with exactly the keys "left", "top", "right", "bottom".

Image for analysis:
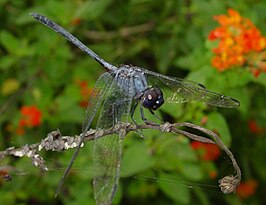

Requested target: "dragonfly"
[{"left": 31, "top": 13, "right": 240, "bottom": 205}]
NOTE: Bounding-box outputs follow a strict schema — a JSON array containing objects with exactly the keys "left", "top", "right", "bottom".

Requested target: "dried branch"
[
  {"left": 0, "top": 122, "right": 241, "bottom": 193},
  {"left": 84, "top": 21, "right": 155, "bottom": 40}
]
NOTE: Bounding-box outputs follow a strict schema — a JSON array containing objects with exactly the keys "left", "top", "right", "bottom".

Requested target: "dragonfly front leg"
[
  {"left": 149, "top": 109, "right": 164, "bottom": 123},
  {"left": 139, "top": 103, "right": 159, "bottom": 126}
]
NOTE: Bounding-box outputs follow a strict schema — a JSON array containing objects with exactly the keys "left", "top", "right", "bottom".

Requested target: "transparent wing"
[
  {"left": 143, "top": 69, "right": 240, "bottom": 108},
  {"left": 93, "top": 80, "right": 132, "bottom": 205},
  {"left": 82, "top": 72, "right": 114, "bottom": 133},
  {"left": 55, "top": 72, "right": 114, "bottom": 196}
]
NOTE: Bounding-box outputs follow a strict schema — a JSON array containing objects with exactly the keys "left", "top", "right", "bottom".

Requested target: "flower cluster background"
[{"left": 0, "top": 1, "right": 265, "bottom": 205}]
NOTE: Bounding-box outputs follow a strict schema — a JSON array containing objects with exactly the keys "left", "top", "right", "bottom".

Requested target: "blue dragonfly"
[{"left": 31, "top": 13, "right": 239, "bottom": 205}]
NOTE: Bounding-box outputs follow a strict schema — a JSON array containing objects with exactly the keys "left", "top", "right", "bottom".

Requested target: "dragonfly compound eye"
[{"left": 142, "top": 87, "right": 164, "bottom": 110}]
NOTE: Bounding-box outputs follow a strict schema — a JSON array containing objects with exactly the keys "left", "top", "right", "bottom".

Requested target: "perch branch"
[{"left": 0, "top": 122, "right": 241, "bottom": 193}]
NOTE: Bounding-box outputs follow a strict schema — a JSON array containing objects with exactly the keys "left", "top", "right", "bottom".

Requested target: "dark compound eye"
[{"left": 142, "top": 87, "right": 164, "bottom": 110}]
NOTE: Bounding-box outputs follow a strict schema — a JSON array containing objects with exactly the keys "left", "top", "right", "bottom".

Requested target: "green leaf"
[
  {"left": 192, "top": 187, "right": 211, "bottom": 205},
  {"left": 159, "top": 172, "right": 191, "bottom": 204},
  {"left": 225, "top": 87, "right": 249, "bottom": 115},
  {"left": 0, "top": 30, "right": 33, "bottom": 57},
  {"left": 120, "top": 141, "right": 156, "bottom": 177},
  {"left": 82, "top": 0, "right": 113, "bottom": 20},
  {"left": 0, "top": 30, "right": 19, "bottom": 53},
  {"left": 206, "top": 112, "right": 231, "bottom": 146},
  {"left": 155, "top": 134, "right": 198, "bottom": 172},
  {"left": 0, "top": 55, "right": 17, "bottom": 70},
  {"left": 186, "top": 66, "right": 213, "bottom": 86},
  {"left": 204, "top": 69, "right": 253, "bottom": 90},
  {"left": 253, "top": 72, "right": 266, "bottom": 87},
  {"left": 66, "top": 179, "right": 95, "bottom": 205},
  {"left": 174, "top": 47, "right": 210, "bottom": 71},
  {"left": 178, "top": 162, "right": 204, "bottom": 181},
  {"left": 55, "top": 86, "right": 84, "bottom": 123},
  {"left": 159, "top": 103, "right": 184, "bottom": 120},
  {"left": 154, "top": 37, "right": 177, "bottom": 73}
]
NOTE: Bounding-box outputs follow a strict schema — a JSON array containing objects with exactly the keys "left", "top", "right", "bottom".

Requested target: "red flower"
[
  {"left": 19, "top": 106, "right": 42, "bottom": 127},
  {"left": 248, "top": 120, "right": 263, "bottom": 135},
  {"left": 236, "top": 179, "right": 258, "bottom": 199},
  {"left": 17, "top": 105, "right": 42, "bottom": 135},
  {"left": 208, "top": 9, "right": 266, "bottom": 77},
  {"left": 75, "top": 80, "right": 95, "bottom": 108},
  {"left": 191, "top": 141, "right": 221, "bottom": 161}
]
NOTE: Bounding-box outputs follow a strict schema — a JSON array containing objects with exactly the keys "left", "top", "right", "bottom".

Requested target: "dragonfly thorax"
[{"left": 114, "top": 65, "right": 148, "bottom": 96}]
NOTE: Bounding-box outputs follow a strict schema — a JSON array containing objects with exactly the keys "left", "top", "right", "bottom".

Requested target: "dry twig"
[{"left": 0, "top": 122, "right": 241, "bottom": 194}]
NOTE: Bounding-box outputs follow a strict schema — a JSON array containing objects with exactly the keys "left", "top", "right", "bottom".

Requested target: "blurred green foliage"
[{"left": 0, "top": 0, "right": 265, "bottom": 205}]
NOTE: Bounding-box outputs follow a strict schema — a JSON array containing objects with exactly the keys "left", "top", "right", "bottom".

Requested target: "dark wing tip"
[
  {"left": 198, "top": 83, "right": 206, "bottom": 89},
  {"left": 221, "top": 96, "right": 240, "bottom": 108},
  {"left": 231, "top": 98, "right": 240, "bottom": 107}
]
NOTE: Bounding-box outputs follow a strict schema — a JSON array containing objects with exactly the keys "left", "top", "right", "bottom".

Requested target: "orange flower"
[
  {"left": 209, "top": 9, "right": 266, "bottom": 77},
  {"left": 208, "top": 170, "right": 217, "bottom": 179},
  {"left": 236, "top": 179, "right": 258, "bottom": 199},
  {"left": 191, "top": 141, "right": 221, "bottom": 161},
  {"left": 71, "top": 17, "right": 81, "bottom": 26},
  {"left": 17, "top": 105, "right": 42, "bottom": 135}
]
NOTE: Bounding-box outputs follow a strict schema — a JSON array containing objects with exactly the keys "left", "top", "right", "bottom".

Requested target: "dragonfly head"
[{"left": 142, "top": 87, "right": 164, "bottom": 110}]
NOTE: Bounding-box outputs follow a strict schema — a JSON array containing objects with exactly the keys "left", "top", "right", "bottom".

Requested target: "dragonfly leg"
[
  {"left": 140, "top": 103, "right": 158, "bottom": 126},
  {"left": 130, "top": 100, "right": 139, "bottom": 126},
  {"left": 149, "top": 109, "right": 164, "bottom": 123},
  {"left": 129, "top": 101, "right": 147, "bottom": 139}
]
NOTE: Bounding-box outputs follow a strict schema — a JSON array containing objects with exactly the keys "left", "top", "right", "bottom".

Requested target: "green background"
[{"left": 0, "top": 0, "right": 265, "bottom": 204}]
